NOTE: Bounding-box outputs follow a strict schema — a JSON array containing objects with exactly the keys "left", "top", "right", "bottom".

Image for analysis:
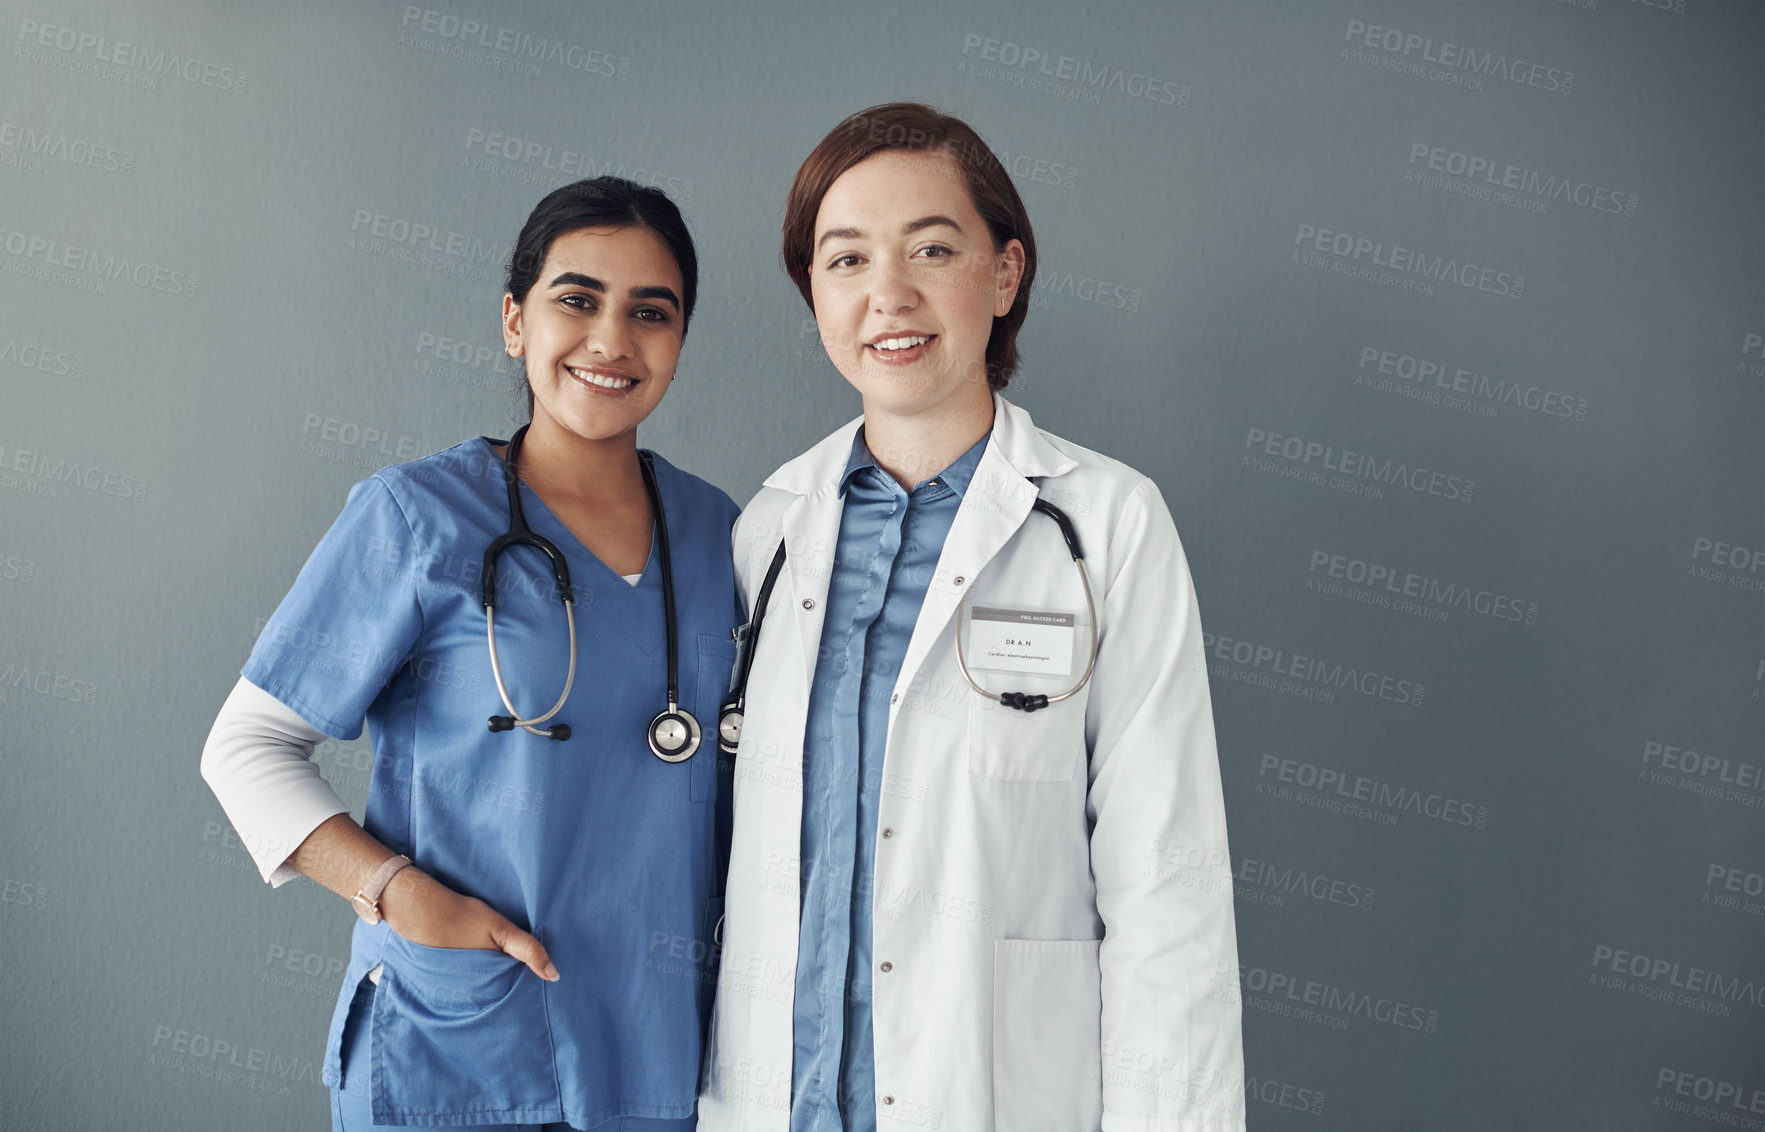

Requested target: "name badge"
[{"left": 964, "top": 606, "right": 1076, "bottom": 677}]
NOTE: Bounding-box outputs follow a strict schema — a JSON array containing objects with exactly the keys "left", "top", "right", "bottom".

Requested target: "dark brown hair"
[{"left": 781, "top": 102, "right": 1037, "bottom": 390}]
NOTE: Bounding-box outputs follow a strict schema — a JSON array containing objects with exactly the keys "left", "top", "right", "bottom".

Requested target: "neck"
[
  {"left": 861, "top": 388, "right": 995, "bottom": 490},
  {"left": 514, "top": 412, "right": 644, "bottom": 504}
]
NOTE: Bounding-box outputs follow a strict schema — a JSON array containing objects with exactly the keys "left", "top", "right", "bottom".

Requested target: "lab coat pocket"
[
  {"left": 992, "top": 939, "right": 1103, "bottom": 1132},
  {"left": 693, "top": 633, "right": 738, "bottom": 802},
  {"left": 967, "top": 690, "right": 1086, "bottom": 782},
  {"left": 370, "top": 932, "right": 558, "bottom": 1121}
]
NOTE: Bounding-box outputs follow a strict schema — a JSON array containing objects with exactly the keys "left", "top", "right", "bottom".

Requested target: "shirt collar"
[
  {"left": 764, "top": 394, "right": 1077, "bottom": 498},
  {"left": 837, "top": 427, "right": 990, "bottom": 499}
]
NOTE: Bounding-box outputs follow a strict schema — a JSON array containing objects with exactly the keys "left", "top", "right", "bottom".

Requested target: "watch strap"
[{"left": 351, "top": 854, "right": 413, "bottom": 923}]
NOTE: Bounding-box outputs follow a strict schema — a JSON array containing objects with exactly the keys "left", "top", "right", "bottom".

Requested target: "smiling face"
[
  {"left": 501, "top": 225, "right": 685, "bottom": 445},
  {"left": 809, "top": 148, "right": 1024, "bottom": 422}
]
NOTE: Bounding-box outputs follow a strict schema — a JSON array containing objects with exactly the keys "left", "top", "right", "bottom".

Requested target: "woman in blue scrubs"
[{"left": 201, "top": 177, "right": 738, "bottom": 1130}]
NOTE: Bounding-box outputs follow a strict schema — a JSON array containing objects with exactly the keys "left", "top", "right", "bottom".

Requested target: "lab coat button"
[
  {"left": 801, "top": 598, "right": 815, "bottom": 609},
  {"left": 881, "top": 1095, "right": 895, "bottom": 1106},
  {"left": 879, "top": 961, "right": 893, "bottom": 972},
  {"left": 890, "top": 692, "right": 900, "bottom": 704},
  {"left": 954, "top": 575, "right": 965, "bottom": 585},
  {"left": 881, "top": 827, "right": 893, "bottom": 839}
]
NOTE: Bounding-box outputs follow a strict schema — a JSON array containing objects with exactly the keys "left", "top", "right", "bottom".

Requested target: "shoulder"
[
  {"left": 365, "top": 436, "right": 505, "bottom": 518},
  {"left": 728, "top": 484, "right": 795, "bottom": 588},
  {"left": 643, "top": 449, "right": 741, "bottom": 529},
  {"left": 732, "top": 481, "right": 793, "bottom": 541},
  {"left": 1025, "top": 426, "right": 1163, "bottom": 528},
  {"left": 735, "top": 482, "right": 793, "bottom": 527},
  {"left": 1014, "top": 425, "right": 1190, "bottom": 599}
]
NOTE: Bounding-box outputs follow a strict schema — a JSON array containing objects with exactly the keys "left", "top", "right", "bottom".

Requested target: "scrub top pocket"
[
  {"left": 370, "top": 932, "right": 560, "bottom": 1124},
  {"left": 692, "top": 633, "right": 738, "bottom": 803}
]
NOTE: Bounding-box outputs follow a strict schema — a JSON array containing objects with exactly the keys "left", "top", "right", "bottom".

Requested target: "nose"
[
  {"left": 584, "top": 309, "right": 634, "bottom": 361},
  {"left": 868, "top": 258, "right": 920, "bottom": 317}
]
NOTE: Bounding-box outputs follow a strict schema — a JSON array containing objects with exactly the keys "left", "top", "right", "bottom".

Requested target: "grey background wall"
[{"left": 1, "top": 1, "right": 1760, "bottom": 1129}]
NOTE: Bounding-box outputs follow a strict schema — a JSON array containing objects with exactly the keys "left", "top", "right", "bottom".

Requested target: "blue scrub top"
[{"left": 243, "top": 436, "right": 741, "bottom": 1129}]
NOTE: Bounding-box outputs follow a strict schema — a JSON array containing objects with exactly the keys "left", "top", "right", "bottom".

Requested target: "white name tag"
[{"left": 966, "top": 607, "right": 1076, "bottom": 677}]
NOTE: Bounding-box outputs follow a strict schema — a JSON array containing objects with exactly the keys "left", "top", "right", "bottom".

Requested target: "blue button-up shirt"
[{"left": 789, "top": 429, "right": 989, "bottom": 1132}]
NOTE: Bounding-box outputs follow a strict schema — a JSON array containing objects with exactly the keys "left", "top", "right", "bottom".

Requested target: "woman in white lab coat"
[{"left": 698, "top": 103, "right": 1245, "bottom": 1132}]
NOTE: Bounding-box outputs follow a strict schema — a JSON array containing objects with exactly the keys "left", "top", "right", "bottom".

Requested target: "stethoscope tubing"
[
  {"left": 719, "top": 492, "right": 1098, "bottom": 749},
  {"left": 482, "top": 424, "right": 697, "bottom": 755},
  {"left": 952, "top": 533, "right": 1097, "bottom": 711},
  {"left": 640, "top": 450, "right": 684, "bottom": 714},
  {"left": 725, "top": 546, "right": 785, "bottom": 701},
  {"left": 486, "top": 601, "right": 577, "bottom": 734}
]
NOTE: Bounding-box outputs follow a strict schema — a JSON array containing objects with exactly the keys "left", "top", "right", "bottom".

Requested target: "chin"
[
  {"left": 851, "top": 378, "right": 927, "bottom": 412},
  {"left": 551, "top": 404, "right": 638, "bottom": 441},
  {"left": 858, "top": 368, "right": 971, "bottom": 411}
]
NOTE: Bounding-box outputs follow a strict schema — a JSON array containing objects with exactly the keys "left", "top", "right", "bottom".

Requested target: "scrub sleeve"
[{"left": 243, "top": 476, "right": 423, "bottom": 742}]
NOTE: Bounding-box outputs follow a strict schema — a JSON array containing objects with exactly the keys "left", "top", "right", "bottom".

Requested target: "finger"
[{"left": 489, "top": 920, "right": 558, "bottom": 982}]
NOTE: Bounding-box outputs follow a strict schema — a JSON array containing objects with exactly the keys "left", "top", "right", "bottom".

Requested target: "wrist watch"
[{"left": 351, "top": 854, "right": 413, "bottom": 924}]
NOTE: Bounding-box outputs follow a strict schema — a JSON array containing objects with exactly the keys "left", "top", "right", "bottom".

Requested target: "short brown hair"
[{"left": 781, "top": 102, "right": 1037, "bottom": 390}]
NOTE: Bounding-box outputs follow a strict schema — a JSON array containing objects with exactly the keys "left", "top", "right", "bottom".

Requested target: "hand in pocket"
[{"left": 380, "top": 867, "right": 558, "bottom": 981}]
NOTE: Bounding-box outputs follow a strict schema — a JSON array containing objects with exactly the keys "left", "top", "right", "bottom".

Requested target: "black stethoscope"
[
  {"left": 717, "top": 495, "right": 1099, "bottom": 755},
  {"left": 482, "top": 424, "right": 702, "bottom": 762}
]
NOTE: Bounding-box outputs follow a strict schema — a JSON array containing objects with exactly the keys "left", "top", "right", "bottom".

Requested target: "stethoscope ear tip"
[
  {"left": 489, "top": 716, "right": 515, "bottom": 732},
  {"left": 548, "top": 724, "right": 571, "bottom": 741}
]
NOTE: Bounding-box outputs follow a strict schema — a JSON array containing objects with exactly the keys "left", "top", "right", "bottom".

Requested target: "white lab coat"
[{"left": 699, "top": 394, "right": 1244, "bottom": 1132}]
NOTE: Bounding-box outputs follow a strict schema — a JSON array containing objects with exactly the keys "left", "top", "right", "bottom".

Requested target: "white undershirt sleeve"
[{"left": 200, "top": 675, "right": 352, "bottom": 887}]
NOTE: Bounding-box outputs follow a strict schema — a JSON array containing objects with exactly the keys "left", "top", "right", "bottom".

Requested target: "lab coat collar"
[{"left": 763, "top": 393, "right": 1076, "bottom": 498}]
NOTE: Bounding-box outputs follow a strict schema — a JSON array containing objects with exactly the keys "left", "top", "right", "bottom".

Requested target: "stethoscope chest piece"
[
  {"left": 716, "top": 707, "right": 744, "bottom": 755},
  {"left": 649, "top": 708, "right": 701, "bottom": 762}
]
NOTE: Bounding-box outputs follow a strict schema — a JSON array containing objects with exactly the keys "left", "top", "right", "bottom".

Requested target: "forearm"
[
  {"left": 292, "top": 812, "right": 555, "bottom": 980},
  {"left": 285, "top": 811, "right": 403, "bottom": 904},
  {"left": 200, "top": 679, "right": 537, "bottom": 965},
  {"left": 287, "top": 812, "right": 460, "bottom": 928},
  {"left": 200, "top": 676, "right": 351, "bottom": 885}
]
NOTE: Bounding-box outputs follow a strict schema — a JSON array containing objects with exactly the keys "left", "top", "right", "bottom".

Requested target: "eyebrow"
[
  {"left": 547, "top": 271, "right": 680, "bottom": 310},
  {"left": 815, "top": 215, "right": 964, "bottom": 251}
]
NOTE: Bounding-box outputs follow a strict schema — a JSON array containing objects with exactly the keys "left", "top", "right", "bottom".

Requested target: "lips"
[
  {"left": 566, "top": 365, "right": 638, "bottom": 393},
  {"left": 866, "top": 332, "right": 937, "bottom": 365}
]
